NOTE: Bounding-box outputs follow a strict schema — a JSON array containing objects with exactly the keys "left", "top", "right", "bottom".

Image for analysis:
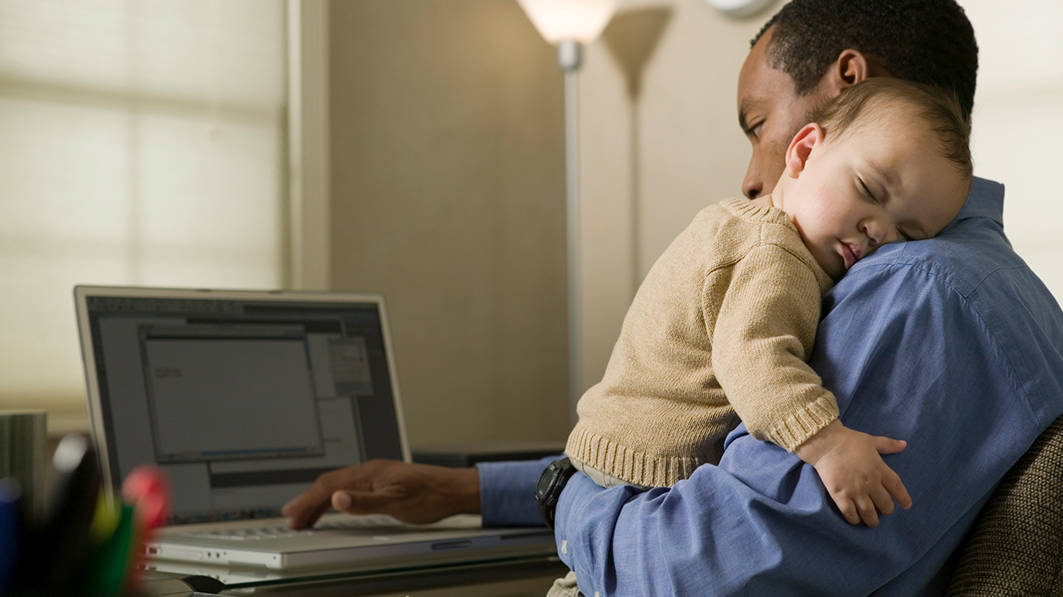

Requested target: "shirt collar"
[{"left": 954, "top": 176, "right": 1005, "bottom": 226}]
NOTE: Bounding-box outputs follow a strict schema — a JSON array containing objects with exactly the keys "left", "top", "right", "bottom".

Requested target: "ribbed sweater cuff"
[
  {"left": 763, "top": 393, "right": 840, "bottom": 452},
  {"left": 565, "top": 426, "right": 705, "bottom": 488}
]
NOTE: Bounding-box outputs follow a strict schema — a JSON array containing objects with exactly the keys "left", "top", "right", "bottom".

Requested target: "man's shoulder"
[
  {"left": 814, "top": 203, "right": 1063, "bottom": 425},
  {"left": 826, "top": 210, "right": 1063, "bottom": 362},
  {"left": 840, "top": 216, "right": 1026, "bottom": 301}
]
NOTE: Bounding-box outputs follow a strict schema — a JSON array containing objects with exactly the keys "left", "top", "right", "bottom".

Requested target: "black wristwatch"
[{"left": 535, "top": 457, "right": 577, "bottom": 529}]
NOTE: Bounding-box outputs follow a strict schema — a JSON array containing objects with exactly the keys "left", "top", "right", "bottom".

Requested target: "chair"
[{"left": 946, "top": 415, "right": 1063, "bottom": 596}]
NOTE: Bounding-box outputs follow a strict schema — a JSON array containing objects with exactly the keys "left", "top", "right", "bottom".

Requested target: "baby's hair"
[{"left": 810, "top": 78, "right": 973, "bottom": 179}]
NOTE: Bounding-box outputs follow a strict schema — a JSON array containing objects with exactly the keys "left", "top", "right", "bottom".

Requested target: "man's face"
[{"left": 736, "top": 28, "right": 829, "bottom": 199}]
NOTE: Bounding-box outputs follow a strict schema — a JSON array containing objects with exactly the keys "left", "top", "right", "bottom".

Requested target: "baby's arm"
[
  {"left": 794, "top": 420, "right": 912, "bottom": 527},
  {"left": 709, "top": 245, "right": 911, "bottom": 526}
]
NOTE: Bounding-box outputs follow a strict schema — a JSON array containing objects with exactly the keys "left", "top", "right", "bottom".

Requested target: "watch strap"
[{"left": 535, "top": 456, "right": 577, "bottom": 529}]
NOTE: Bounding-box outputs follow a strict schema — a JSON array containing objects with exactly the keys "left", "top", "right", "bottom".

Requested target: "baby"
[{"left": 566, "top": 77, "right": 973, "bottom": 527}]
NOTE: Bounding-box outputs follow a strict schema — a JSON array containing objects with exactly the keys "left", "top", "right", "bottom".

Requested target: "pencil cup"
[{"left": 0, "top": 410, "right": 47, "bottom": 521}]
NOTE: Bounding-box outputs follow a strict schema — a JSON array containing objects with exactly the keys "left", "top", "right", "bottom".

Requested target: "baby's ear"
[{"left": 785, "top": 123, "right": 824, "bottom": 178}]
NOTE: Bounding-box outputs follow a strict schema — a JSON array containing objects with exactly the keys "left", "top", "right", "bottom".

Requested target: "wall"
[
  {"left": 326, "top": 0, "right": 1063, "bottom": 449},
  {"left": 961, "top": 0, "right": 1063, "bottom": 299},
  {"left": 328, "top": 1, "right": 571, "bottom": 449}
]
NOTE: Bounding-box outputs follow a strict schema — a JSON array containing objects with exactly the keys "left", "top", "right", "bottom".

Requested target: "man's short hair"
[
  {"left": 752, "top": 0, "right": 978, "bottom": 123},
  {"left": 811, "top": 78, "right": 973, "bottom": 180}
]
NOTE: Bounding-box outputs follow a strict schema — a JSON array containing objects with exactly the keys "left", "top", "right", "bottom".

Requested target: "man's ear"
[
  {"left": 823, "top": 49, "right": 871, "bottom": 96},
  {"left": 785, "top": 123, "right": 823, "bottom": 178}
]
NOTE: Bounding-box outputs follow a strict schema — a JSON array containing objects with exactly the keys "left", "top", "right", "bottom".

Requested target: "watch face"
[
  {"left": 536, "top": 469, "right": 554, "bottom": 497},
  {"left": 537, "top": 459, "right": 571, "bottom": 529},
  {"left": 536, "top": 460, "right": 562, "bottom": 499}
]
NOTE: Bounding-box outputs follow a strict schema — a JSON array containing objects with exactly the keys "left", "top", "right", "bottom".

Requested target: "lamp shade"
[
  {"left": 517, "top": 0, "right": 619, "bottom": 44},
  {"left": 705, "top": 0, "right": 777, "bottom": 18}
]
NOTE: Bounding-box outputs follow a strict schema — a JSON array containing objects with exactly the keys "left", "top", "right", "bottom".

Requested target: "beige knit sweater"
[{"left": 567, "top": 198, "right": 839, "bottom": 487}]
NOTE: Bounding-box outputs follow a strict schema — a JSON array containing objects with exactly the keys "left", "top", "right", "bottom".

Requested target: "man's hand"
[
  {"left": 281, "top": 459, "right": 481, "bottom": 529},
  {"left": 794, "top": 420, "right": 912, "bottom": 527}
]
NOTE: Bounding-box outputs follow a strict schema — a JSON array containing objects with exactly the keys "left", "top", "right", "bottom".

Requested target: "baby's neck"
[
  {"left": 750, "top": 194, "right": 775, "bottom": 211},
  {"left": 765, "top": 183, "right": 791, "bottom": 213}
]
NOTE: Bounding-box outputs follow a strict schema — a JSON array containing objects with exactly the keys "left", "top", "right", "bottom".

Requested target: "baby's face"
[{"left": 777, "top": 113, "right": 970, "bottom": 280}]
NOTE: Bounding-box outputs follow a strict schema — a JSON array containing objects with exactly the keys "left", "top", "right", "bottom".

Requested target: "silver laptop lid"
[{"left": 74, "top": 286, "right": 410, "bottom": 524}]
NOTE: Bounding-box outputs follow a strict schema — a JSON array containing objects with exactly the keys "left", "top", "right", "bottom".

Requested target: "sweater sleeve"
[{"left": 707, "top": 243, "right": 838, "bottom": 451}]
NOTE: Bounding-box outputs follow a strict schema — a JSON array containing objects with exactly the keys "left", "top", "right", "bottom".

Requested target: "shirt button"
[{"left": 561, "top": 539, "right": 567, "bottom": 555}]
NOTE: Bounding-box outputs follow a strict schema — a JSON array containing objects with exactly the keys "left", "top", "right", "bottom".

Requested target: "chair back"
[{"left": 946, "top": 415, "right": 1063, "bottom": 595}]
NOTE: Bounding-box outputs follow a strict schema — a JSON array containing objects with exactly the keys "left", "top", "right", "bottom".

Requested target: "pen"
[
  {"left": 40, "top": 434, "right": 101, "bottom": 592},
  {"left": 122, "top": 466, "right": 170, "bottom": 530},
  {"left": 0, "top": 479, "right": 19, "bottom": 593},
  {"left": 121, "top": 466, "right": 171, "bottom": 593},
  {"left": 88, "top": 501, "right": 137, "bottom": 597}
]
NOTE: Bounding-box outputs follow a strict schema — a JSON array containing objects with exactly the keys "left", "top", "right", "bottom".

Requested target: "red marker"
[{"left": 121, "top": 467, "right": 171, "bottom": 592}]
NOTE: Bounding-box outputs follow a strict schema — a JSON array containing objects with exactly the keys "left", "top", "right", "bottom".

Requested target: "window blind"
[{"left": 0, "top": 0, "right": 288, "bottom": 426}]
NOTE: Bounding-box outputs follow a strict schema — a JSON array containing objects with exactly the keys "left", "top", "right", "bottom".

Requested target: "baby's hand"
[{"left": 794, "top": 420, "right": 912, "bottom": 527}]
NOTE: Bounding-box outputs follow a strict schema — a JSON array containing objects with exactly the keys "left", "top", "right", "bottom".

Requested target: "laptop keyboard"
[{"left": 189, "top": 515, "right": 401, "bottom": 541}]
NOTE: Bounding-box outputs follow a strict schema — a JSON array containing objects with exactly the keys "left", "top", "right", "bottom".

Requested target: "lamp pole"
[
  {"left": 559, "top": 40, "right": 583, "bottom": 425},
  {"left": 515, "top": 0, "right": 617, "bottom": 426}
]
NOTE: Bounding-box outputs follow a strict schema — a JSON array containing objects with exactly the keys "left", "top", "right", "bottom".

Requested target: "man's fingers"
[
  {"left": 332, "top": 489, "right": 395, "bottom": 516},
  {"left": 285, "top": 498, "right": 330, "bottom": 530},
  {"left": 283, "top": 469, "right": 352, "bottom": 529},
  {"left": 282, "top": 490, "right": 325, "bottom": 528},
  {"left": 282, "top": 486, "right": 324, "bottom": 518},
  {"left": 874, "top": 436, "right": 907, "bottom": 455},
  {"left": 332, "top": 491, "right": 353, "bottom": 511}
]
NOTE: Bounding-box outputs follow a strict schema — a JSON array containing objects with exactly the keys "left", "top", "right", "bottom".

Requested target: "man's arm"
[
  {"left": 479, "top": 456, "right": 558, "bottom": 526},
  {"left": 283, "top": 459, "right": 482, "bottom": 528},
  {"left": 553, "top": 256, "right": 1054, "bottom": 596},
  {"left": 283, "top": 456, "right": 557, "bottom": 530}
]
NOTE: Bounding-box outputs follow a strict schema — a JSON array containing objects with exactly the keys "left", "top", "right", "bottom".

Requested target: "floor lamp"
[{"left": 517, "top": 0, "right": 618, "bottom": 425}]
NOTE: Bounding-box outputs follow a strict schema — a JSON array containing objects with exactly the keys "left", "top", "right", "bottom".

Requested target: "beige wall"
[
  {"left": 961, "top": 0, "right": 1063, "bottom": 302},
  {"left": 326, "top": 0, "right": 772, "bottom": 449},
  {"left": 328, "top": 1, "right": 571, "bottom": 449}
]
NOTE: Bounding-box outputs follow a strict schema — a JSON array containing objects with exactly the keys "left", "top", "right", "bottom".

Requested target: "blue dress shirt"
[{"left": 478, "top": 178, "right": 1063, "bottom": 596}]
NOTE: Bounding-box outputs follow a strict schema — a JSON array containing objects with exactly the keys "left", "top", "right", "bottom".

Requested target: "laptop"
[{"left": 74, "top": 286, "right": 555, "bottom": 573}]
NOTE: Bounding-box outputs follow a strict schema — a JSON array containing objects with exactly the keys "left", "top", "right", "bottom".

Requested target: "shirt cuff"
[
  {"left": 553, "top": 470, "right": 595, "bottom": 569},
  {"left": 476, "top": 456, "right": 559, "bottom": 527}
]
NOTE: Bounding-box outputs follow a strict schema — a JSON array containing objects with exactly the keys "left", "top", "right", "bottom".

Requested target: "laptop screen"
[{"left": 76, "top": 288, "right": 407, "bottom": 524}]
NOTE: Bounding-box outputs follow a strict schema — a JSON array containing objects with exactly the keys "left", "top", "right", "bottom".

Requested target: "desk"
[{"left": 143, "top": 555, "right": 568, "bottom": 596}]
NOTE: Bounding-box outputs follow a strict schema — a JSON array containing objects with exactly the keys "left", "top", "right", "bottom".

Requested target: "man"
[{"left": 284, "top": 1, "right": 1063, "bottom": 594}]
